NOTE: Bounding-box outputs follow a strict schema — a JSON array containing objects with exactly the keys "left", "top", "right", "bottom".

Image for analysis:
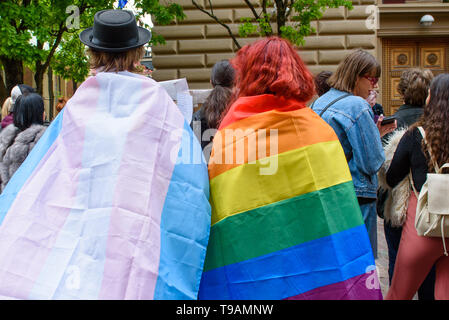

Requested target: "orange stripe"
[{"left": 208, "top": 107, "right": 338, "bottom": 180}]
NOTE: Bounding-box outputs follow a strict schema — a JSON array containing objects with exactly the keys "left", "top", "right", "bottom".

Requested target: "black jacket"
[
  {"left": 394, "top": 104, "right": 423, "bottom": 129},
  {"left": 191, "top": 108, "right": 211, "bottom": 151},
  {"left": 378, "top": 104, "right": 424, "bottom": 218}
]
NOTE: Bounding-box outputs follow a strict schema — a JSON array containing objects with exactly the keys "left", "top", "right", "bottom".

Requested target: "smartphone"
[{"left": 381, "top": 115, "right": 396, "bottom": 125}]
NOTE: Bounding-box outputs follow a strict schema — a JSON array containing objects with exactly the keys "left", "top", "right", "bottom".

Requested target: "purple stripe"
[
  {"left": 98, "top": 78, "right": 184, "bottom": 299},
  {"left": 284, "top": 273, "right": 383, "bottom": 300},
  {"left": 0, "top": 78, "right": 99, "bottom": 299}
]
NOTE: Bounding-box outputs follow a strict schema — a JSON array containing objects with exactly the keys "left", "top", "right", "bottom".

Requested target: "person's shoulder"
[
  {"left": 410, "top": 126, "right": 424, "bottom": 140},
  {"left": 343, "top": 94, "right": 370, "bottom": 108},
  {"left": 397, "top": 126, "right": 421, "bottom": 147},
  {"left": 312, "top": 88, "right": 345, "bottom": 110},
  {"left": 15, "top": 124, "right": 46, "bottom": 144},
  {"left": 329, "top": 92, "right": 371, "bottom": 122},
  {"left": 0, "top": 124, "right": 19, "bottom": 142}
]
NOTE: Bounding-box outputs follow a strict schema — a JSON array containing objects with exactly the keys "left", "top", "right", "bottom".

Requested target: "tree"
[
  {"left": 191, "top": 0, "right": 353, "bottom": 49},
  {"left": 0, "top": 0, "right": 184, "bottom": 104}
]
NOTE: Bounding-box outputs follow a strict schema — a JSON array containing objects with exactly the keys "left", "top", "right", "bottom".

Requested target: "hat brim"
[{"left": 79, "top": 27, "right": 152, "bottom": 53}]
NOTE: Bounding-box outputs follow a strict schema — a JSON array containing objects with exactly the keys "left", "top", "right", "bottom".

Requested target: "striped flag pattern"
[
  {"left": 0, "top": 72, "right": 211, "bottom": 300},
  {"left": 198, "top": 94, "right": 382, "bottom": 300}
]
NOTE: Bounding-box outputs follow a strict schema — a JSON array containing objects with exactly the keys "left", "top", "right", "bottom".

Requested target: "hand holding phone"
[
  {"left": 377, "top": 114, "right": 397, "bottom": 137},
  {"left": 381, "top": 115, "right": 396, "bottom": 125}
]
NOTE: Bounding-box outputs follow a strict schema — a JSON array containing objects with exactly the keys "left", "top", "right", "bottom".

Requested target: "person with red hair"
[
  {"left": 198, "top": 37, "right": 381, "bottom": 300},
  {"left": 230, "top": 37, "right": 315, "bottom": 102}
]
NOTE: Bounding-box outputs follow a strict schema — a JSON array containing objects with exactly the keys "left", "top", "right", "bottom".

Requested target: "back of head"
[
  {"left": 397, "top": 68, "right": 433, "bottom": 107},
  {"left": 13, "top": 93, "right": 45, "bottom": 131},
  {"left": 81, "top": 10, "right": 151, "bottom": 73},
  {"left": 18, "top": 84, "right": 36, "bottom": 95},
  {"left": 211, "top": 60, "right": 235, "bottom": 88},
  {"left": 88, "top": 46, "right": 145, "bottom": 73},
  {"left": 56, "top": 97, "right": 68, "bottom": 113},
  {"left": 419, "top": 73, "right": 449, "bottom": 169},
  {"left": 2, "top": 97, "right": 12, "bottom": 119},
  {"left": 231, "top": 37, "right": 315, "bottom": 102},
  {"left": 329, "top": 49, "right": 380, "bottom": 93},
  {"left": 203, "top": 60, "right": 235, "bottom": 129},
  {"left": 10, "top": 84, "right": 36, "bottom": 111},
  {"left": 314, "top": 71, "right": 333, "bottom": 96}
]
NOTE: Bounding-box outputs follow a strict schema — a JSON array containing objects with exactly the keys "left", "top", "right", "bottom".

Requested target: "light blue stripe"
[
  {"left": 29, "top": 73, "right": 143, "bottom": 299},
  {"left": 198, "top": 225, "right": 376, "bottom": 300},
  {"left": 0, "top": 110, "right": 65, "bottom": 225},
  {"left": 153, "top": 121, "right": 211, "bottom": 300}
]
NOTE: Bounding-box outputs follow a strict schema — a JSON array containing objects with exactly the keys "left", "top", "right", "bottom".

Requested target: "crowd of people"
[{"left": 0, "top": 8, "right": 448, "bottom": 300}]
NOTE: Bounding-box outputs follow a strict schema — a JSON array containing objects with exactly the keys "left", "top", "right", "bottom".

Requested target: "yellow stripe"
[{"left": 210, "top": 140, "right": 352, "bottom": 225}]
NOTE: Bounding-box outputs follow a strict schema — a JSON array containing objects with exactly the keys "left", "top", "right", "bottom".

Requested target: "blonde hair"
[
  {"left": 328, "top": 49, "right": 381, "bottom": 93},
  {"left": 87, "top": 46, "right": 145, "bottom": 73},
  {"left": 1, "top": 97, "right": 11, "bottom": 120},
  {"left": 397, "top": 68, "right": 434, "bottom": 106}
]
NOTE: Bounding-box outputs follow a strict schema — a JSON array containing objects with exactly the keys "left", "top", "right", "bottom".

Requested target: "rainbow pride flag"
[
  {"left": 198, "top": 94, "right": 382, "bottom": 300},
  {"left": 0, "top": 72, "right": 211, "bottom": 300}
]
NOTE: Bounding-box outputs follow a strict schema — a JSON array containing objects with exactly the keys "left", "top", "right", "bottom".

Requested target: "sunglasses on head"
[{"left": 363, "top": 76, "right": 379, "bottom": 86}]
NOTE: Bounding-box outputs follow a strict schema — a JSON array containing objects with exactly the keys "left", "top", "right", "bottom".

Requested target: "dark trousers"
[{"left": 384, "top": 220, "right": 436, "bottom": 300}]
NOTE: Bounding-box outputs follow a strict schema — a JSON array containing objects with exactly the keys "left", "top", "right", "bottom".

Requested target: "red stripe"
[{"left": 219, "top": 94, "right": 306, "bottom": 129}]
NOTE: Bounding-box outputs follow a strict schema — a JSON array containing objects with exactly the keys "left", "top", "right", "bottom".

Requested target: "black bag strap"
[{"left": 311, "top": 93, "right": 351, "bottom": 117}]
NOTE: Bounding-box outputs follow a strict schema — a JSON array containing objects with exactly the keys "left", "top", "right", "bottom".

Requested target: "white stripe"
[{"left": 29, "top": 73, "right": 144, "bottom": 299}]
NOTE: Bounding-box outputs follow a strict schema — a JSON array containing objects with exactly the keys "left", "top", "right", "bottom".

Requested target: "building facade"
[{"left": 151, "top": 0, "right": 449, "bottom": 115}]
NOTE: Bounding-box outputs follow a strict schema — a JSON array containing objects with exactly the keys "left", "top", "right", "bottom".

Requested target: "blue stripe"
[
  {"left": 198, "top": 224, "right": 375, "bottom": 300},
  {"left": 153, "top": 121, "right": 211, "bottom": 300},
  {"left": 0, "top": 110, "right": 65, "bottom": 225}
]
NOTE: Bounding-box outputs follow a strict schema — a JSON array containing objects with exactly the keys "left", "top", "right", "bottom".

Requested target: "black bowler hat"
[{"left": 79, "top": 9, "right": 151, "bottom": 53}]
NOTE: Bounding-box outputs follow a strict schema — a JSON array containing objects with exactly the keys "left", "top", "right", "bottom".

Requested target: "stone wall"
[{"left": 152, "top": 0, "right": 377, "bottom": 89}]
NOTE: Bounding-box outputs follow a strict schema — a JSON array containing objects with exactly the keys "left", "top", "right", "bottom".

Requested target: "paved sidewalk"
[{"left": 375, "top": 216, "right": 390, "bottom": 298}]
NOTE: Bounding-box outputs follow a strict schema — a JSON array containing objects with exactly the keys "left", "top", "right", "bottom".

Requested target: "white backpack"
[{"left": 412, "top": 127, "right": 449, "bottom": 256}]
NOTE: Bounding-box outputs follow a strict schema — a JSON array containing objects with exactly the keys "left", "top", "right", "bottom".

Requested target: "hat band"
[{"left": 91, "top": 35, "right": 140, "bottom": 49}]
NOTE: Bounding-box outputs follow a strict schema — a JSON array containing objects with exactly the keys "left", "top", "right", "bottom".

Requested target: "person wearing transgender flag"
[
  {"left": 198, "top": 37, "right": 382, "bottom": 300},
  {"left": 0, "top": 9, "right": 211, "bottom": 300}
]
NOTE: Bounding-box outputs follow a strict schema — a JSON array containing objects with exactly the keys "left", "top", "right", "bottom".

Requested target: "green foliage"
[
  {"left": 238, "top": 18, "right": 259, "bottom": 38},
  {"left": 0, "top": 0, "right": 183, "bottom": 86},
  {"left": 284, "top": 0, "right": 353, "bottom": 46},
  {"left": 235, "top": 0, "right": 353, "bottom": 47},
  {"left": 51, "top": 34, "right": 89, "bottom": 83},
  {"left": 239, "top": 14, "right": 274, "bottom": 38}
]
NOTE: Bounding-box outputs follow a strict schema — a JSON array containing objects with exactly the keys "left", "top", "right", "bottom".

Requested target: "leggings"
[{"left": 386, "top": 192, "right": 449, "bottom": 300}]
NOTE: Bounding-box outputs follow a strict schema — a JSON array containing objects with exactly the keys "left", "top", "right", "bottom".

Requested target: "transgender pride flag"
[
  {"left": 198, "top": 94, "right": 383, "bottom": 300},
  {"left": 0, "top": 71, "right": 211, "bottom": 300}
]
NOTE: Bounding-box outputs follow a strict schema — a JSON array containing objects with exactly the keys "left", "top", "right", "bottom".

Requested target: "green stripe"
[{"left": 203, "top": 181, "right": 363, "bottom": 272}]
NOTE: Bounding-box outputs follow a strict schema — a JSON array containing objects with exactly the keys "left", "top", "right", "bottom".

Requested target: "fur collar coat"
[
  {"left": 0, "top": 124, "right": 46, "bottom": 192},
  {"left": 378, "top": 127, "right": 410, "bottom": 227}
]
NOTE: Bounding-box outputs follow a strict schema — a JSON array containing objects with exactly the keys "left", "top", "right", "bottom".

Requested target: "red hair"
[{"left": 231, "top": 37, "right": 315, "bottom": 103}]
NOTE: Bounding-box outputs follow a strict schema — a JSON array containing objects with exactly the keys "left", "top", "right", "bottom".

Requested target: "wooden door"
[{"left": 382, "top": 38, "right": 449, "bottom": 115}]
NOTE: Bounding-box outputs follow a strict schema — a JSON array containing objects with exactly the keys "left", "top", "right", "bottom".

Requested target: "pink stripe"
[
  {"left": 0, "top": 78, "right": 99, "bottom": 299},
  {"left": 98, "top": 80, "right": 184, "bottom": 299},
  {"left": 284, "top": 273, "right": 383, "bottom": 300}
]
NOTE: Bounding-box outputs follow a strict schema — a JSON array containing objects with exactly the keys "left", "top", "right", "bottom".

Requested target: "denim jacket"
[{"left": 312, "top": 88, "right": 385, "bottom": 199}]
